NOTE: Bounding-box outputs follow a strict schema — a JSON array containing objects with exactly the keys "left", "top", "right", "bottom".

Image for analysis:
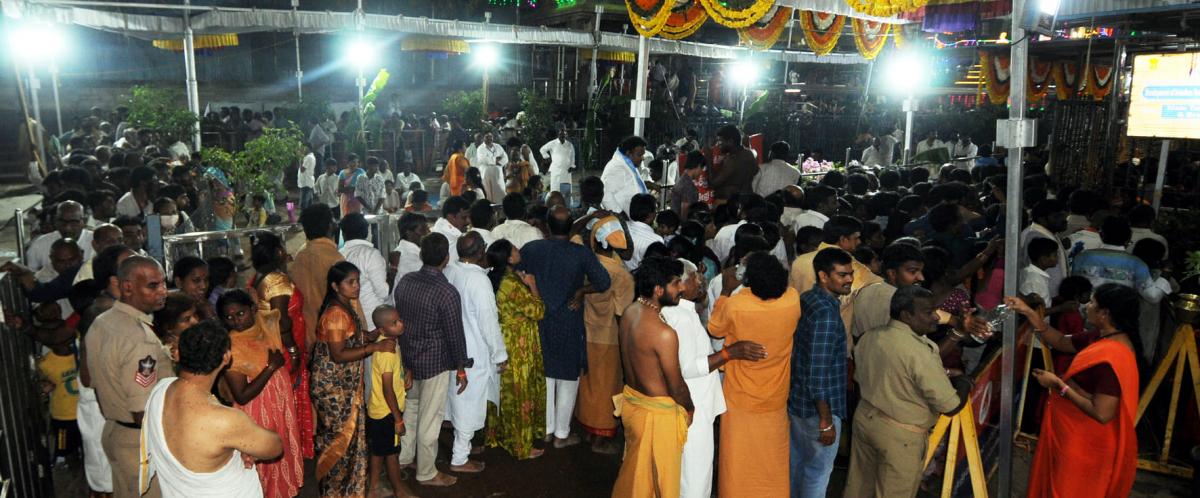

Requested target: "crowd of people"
[{"left": 5, "top": 111, "right": 1173, "bottom": 498}]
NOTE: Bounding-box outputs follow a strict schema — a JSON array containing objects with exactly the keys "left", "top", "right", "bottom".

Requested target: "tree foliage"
[
  {"left": 125, "top": 85, "right": 199, "bottom": 144},
  {"left": 202, "top": 126, "right": 305, "bottom": 198},
  {"left": 442, "top": 90, "right": 488, "bottom": 131},
  {"left": 518, "top": 88, "right": 555, "bottom": 146}
]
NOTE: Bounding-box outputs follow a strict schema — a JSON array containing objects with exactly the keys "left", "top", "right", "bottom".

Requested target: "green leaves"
[
  {"left": 125, "top": 85, "right": 199, "bottom": 144},
  {"left": 202, "top": 126, "right": 305, "bottom": 199},
  {"left": 518, "top": 88, "right": 554, "bottom": 146},
  {"left": 442, "top": 90, "right": 488, "bottom": 130}
]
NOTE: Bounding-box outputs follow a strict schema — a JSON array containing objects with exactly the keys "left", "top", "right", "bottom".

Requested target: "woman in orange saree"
[
  {"left": 218, "top": 289, "right": 304, "bottom": 498},
  {"left": 250, "top": 231, "right": 313, "bottom": 458},
  {"left": 1005, "top": 283, "right": 1141, "bottom": 498},
  {"left": 311, "top": 261, "right": 396, "bottom": 497}
]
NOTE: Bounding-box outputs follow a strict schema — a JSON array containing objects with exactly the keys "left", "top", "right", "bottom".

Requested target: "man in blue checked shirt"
[{"left": 789, "top": 247, "right": 855, "bottom": 498}]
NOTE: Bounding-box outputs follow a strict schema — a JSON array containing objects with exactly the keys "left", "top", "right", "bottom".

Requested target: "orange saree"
[{"left": 1027, "top": 339, "right": 1138, "bottom": 498}]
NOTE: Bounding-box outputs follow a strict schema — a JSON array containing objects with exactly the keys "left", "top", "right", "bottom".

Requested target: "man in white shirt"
[
  {"left": 861, "top": 128, "right": 902, "bottom": 167},
  {"left": 433, "top": 196, "right": 470, "bottom": 262},
  {"left": 1067, "top": 210, "right": 1110, "bottom": 264},
  {"left": 1128, "top": 204, "right": 1169, "bottom": 259},
  {"left": 309, "top": 118, "right": 332, "bottom": 159},
  {"left": 73, "top": 224, "right": 122, "bottom": 285},
  {"left": 952, "top": 135, "right": 978, "bottom": 170},
  {"left": 464, "top": 133, "right": 483, "bottom": 167},
  {"left": 338, "top": 214, "right": 389, "bottom": 329},
  {"left": 390, "top": 213, "right": 431, "bottom": 296},
  {"left": 662, "top": 260, "right": 766, "bottom": 498},
  {"left": 600, "top": 136, "right": 650, "bottom": 215},
  {"left": 116, "top": 166, "right": 158, "bottom": 219},
  {"left": 1019, "top": 238, "right": 1059, "bottom": 303},
  {"left": 298, "top": 147, "right": 317, "bottom": 209},
  {"left": 442, "top": 232, "right": 508, "bottom": 474},
  {"left": 1020, "top": 200, "right": 1070, "bottom": 298},
  {"left": 394, "top": 162, "right": 424, "bottom": 196},
  {"left": 792, "top": 184, "right": 839, "bottom": 233},
  {"left": 914, "top": 130, "right": 947, "bottom": 157},
  {"left": 315, "top": 158, "right": 340, "bottom": 208},
  {"left": 474, "top": 133, "right": 508, "bottom": 204},
  {"left": 539, "top": 129, "right": 576, "bottom": 193},
  {"left": 752, "top": 141, "right": 801, "bottom": 197},
  {"left": 625, "top": 194, "right": 665, "bottom": 271},
  {"left": 491, "top": 193, "right": 543, "bottom": 249},
  {"left": 468, "top": 200, "right": 496, "bottom": 247},
  {"left": 27, "top": 201, "right": 95, "bottom": 272}
]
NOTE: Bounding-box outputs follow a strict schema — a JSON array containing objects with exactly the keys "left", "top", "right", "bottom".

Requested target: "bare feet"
[
  {"left": 448, "top": 459, "right": 485, "bottom": 473},
  {"left": 528, "top": 447, "right": 545, "bottom": 459},
  {"left": 418, "top": 472, "right": 457, "bottom": 487},
  {"left": 553, "top": 434, "right": 581, "bottom": 449}
]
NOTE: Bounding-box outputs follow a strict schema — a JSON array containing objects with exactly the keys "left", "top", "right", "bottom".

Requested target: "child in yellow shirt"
[
  {"left": 37, "top": 338, "right": 80, "bottom": 464},
  {"left": 366, "top": 305, "right": 415, "bottom": 498}
]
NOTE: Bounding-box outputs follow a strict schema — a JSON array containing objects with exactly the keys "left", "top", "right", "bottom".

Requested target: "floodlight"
[
  {"left": 346, "top": 38, "right": 377, "bottom": 70},
  {"left": 474, "top": 44, "right": 499, "bottom": 69},
  {"left": 887, "top": 52, "right": 929, "bottom": 95},
  {"left": 728, "top": 60, "right": 760, "bottom": 87},
  {"left": 7, "top": 23, "right": 66, "bottom": 63},
  {"left": 1038, "top": 0, "right": 1061, "bottom": 15}
]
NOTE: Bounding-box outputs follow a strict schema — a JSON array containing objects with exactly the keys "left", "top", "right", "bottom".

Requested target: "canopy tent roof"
[
  {"left": 3, "top": 0, "right": 875, "bottom": 64},
  {"left": 1057, "top": 0, "right": 1198, "bottom": 20}
]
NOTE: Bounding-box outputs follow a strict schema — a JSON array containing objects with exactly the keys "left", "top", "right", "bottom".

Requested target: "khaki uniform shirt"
[
  {"left": 85, "top": 301, "right": 175, "bottom": 424},
  {"left": 582, "top": 253, "right": 634, "bottom": 346},
  {"left": 853, "top": 320, "right": 960, "bottom": 430},
  {"left": 850, "top": 281, "right": 896, "bottom": 339}
]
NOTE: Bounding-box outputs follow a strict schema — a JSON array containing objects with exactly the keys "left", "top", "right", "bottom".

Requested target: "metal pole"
[
  {"left": 1152, "top": 140, "right": 1170, "bottom": 212},
  {"left": 782, "top": 9, "right": 795, "bottom": 82},
  {"left": 183, "top": 1, "right": 201, "bottom": 150},
  {"left": 15, "top": 209, "right": 28, "bottom": 264},
  {"left": 902, "top": 93, "right": 915, "bottom": 166},
  {"left": 999, "top": 0, "right": 1029, "bottom": 496},
  {"left": 27, "top": 64, "right": 47, "bottom": 170},
  {"left": 50, "top": 63, "right": 63, "bottom": 137},
  {"left": 632, "top": 34, "right": 650, "bottom": 137},
  {"left": 589, "top": 6, "right": 602, "bottom": 98},
  {"left": 293, "top": 0, "right": 303, "bottom": 101},
  {"left": 482, "top": 67, "right": 490, "bottom": 117}
]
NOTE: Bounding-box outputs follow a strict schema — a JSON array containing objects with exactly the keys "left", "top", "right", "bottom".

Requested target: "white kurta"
[
  {"left": 443, "top": 261, "right": 508, "bottom": 432},
  {"left": 600, "top": 151, "right": 648, "bottom": 215},
  {"left": 662, "top": 299, "right": 726, "bottom": 498},
  {"left": 390, "top": 239, "right": 424, "bottom": 304},
  {"left": 625, "top": 220, "right": 664, "bottom": 272},
  {"left": 432, "top": 217, "right": 464, "bottom": 262},
  {"left": 339, "top": 239, "right": 389, "bottom": 329},
  {"left": 26, "top": 229, "right": 94, "bottom": 272},
  {"left": 539, "top": 138, "right": 575, "bottom": 192}
]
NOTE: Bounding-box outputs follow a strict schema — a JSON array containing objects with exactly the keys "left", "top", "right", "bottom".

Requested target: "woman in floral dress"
[
  {"left": 217, "top": 289, "right": 304, "bottom": 498},
  {"left": 310, "top": 261, "right": 395, "bottom": 497},
  {"left": 483, "top": 239, "right": 547, "bottom": 459}
]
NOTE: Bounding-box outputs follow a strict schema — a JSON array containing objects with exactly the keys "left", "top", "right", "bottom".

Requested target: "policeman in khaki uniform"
[
  {"left": 84, "top": 256, "right": 172, "bottom": 498},
  {"left": 845, "top": 285, "right": 974, "bottom": 498}
]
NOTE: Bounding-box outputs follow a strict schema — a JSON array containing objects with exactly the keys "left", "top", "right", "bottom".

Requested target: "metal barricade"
[{"left": 0, "top": 271, "right": 53, "bottom": 498}]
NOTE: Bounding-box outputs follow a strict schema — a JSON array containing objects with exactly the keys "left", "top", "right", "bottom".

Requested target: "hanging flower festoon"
[
  {"left": 799, "top": 10, "right": 845, "bottom": 56},
  {"left": 980, "top": 50, "right": 1011, "bottom": 105},
  {"left": 1051, "top": 61, "right": 1080, "bottom": 100},
  {"left": 659, "top": 0, "right": 709, "bottom": 40},
  {"left": 852, "top": 19, "right": 891, "bottom": 60},
  {"left": 698, "top": 0, "right": 776, "bottom": 28},
  {"left": 626, "top": 0, "right": 674, "bottom": 37},
  {"left": 737, "top": 6, "right": 793, "bottom": 50},
  {"left": 1027, "top": 58, "right": 1053, "bottom": 103},
  {"left": 846, "top": 0, "right": 929, "bottom": 17},
  {"left": 1084, "top": 64, "right": 1114, "bottom": 100}
]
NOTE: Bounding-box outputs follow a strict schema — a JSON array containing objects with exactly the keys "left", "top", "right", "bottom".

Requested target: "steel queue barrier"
[{"left": 0, "top": 270, "right": 54, "bottom": 498}]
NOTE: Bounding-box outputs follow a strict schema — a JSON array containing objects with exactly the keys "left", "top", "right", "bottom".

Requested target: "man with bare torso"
[
  {"left": 141, "top": 320, "right": 282, "bottom": 498},
  {"left": 612, "top": 256, "right": 694, "bottom": 497}
]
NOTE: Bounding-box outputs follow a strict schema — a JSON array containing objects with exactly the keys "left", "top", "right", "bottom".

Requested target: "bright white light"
[
  {"left": 728, "top": 60, "right": 760, "bottom": 87},
  {"left": 886, "top": 52, "right": 930, "bottom": 95},
  {"left": 345, "top": 38, "right": 377, "bottom": 70},
  {"left": 7, "top": 23, "right": 67, "bottom": 63},
  {"left": 474, "top": 44, "right": 499, "bottom": 69},
  {"left": 1038, "top": 0, "right": 1061, "bottom": 15}
]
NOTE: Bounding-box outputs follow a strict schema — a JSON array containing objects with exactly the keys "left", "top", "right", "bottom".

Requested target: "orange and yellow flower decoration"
[
  {"left": 660, "top": 1, "right": 709, "bottom": 40},
  {"left": 798, "top": 10, "right": 845, "bottom": 56},
  {"left": 737, "top": 6, "right": 793, "bottom": 50},
  {"left": 852, "top": 19, "right": 890, "bottom": 60}
]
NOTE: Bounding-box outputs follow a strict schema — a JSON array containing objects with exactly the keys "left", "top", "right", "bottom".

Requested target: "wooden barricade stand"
[
  {"left": 1014, "top": 324, "right": 1054, "bottom": 446},
  {"left": 1135, "top": 322, "right": 1200, "bottom": 478},
  {"left": 923, "top": 400, "right": 989, "bottom": 498}
]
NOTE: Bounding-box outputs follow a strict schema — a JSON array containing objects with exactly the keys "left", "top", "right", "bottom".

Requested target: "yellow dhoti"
[{"left": 611, "top": 386, "right": 689, "bottom": 498}]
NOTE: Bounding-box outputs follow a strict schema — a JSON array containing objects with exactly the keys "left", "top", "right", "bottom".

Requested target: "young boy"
[
  {"left": 1020, "top": 237, "right": 1060, "bottom": 304},
  {"left": 382, "top": 180, "right": 403, "bottom": 214},
  {"left": 33, "top": 302, "right": 81, "bottom": 465},
  {"left": 655, "top": 210, "right": 681, "bottom": 242},
  {"left": 366, "top": 305, "right": 415, "bottom": 498}
]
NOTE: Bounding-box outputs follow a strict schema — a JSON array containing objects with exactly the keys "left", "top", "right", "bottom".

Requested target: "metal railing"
[{"left": 0, "top": 270, "right": 53, "bottom": 498}]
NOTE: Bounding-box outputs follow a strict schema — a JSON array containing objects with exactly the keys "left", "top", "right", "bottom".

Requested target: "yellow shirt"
[
  {"left": 368, "top": 341, "right": 406, "bottom": 420},
  {"left": 38, "top": 351, "right": 79, "bottom": 421}
]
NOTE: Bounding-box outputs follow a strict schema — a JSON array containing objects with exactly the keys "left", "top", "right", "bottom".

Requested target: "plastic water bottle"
[{"left": 982, "top": 304, "right": 1014, "bottom": 336}]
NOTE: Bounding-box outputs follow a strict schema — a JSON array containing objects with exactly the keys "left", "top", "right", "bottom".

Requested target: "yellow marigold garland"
[
  {"left": 799, "top": 10, "right": 845, "bottom": 56},
  {"left": 846, "top": 0, "right": 929, "bottom": 17},
  {"left": 1084, "top": 64, "right": 1114, "bottom": 100},
  {"left": 626, "top": 0, "right": 674, "bottom": 37},
  {"left": 852, "top": 19, "right": 891, "bottom": 60},
  {"left": 698, "top": 0, "right": 776, "bottom": 29},
  {"left": 980, "top": 51, "right": 1011, "bottom": 105},
  {"left": 1027, "top": 59, "right": 1052, "bottom": 103},
  {"left": 1051, "top": 61, "right": 1079, "bottom": 100},
  {"left": 660, "top": 1, "right": 709, "bottom": 40},
  {"left": 738, "top": 7, "right": 792, "bottom": 50}
]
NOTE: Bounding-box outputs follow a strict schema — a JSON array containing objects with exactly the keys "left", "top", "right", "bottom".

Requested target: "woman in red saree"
[
  {"left": 1004, "top": 283, "right": 1141, "bottom": 498},
  {"left": 250, "top": 231, "right": 313, "bottom": 458},
  {"left": 218, "top": 289, "right": 304, "bottom": 498}
]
